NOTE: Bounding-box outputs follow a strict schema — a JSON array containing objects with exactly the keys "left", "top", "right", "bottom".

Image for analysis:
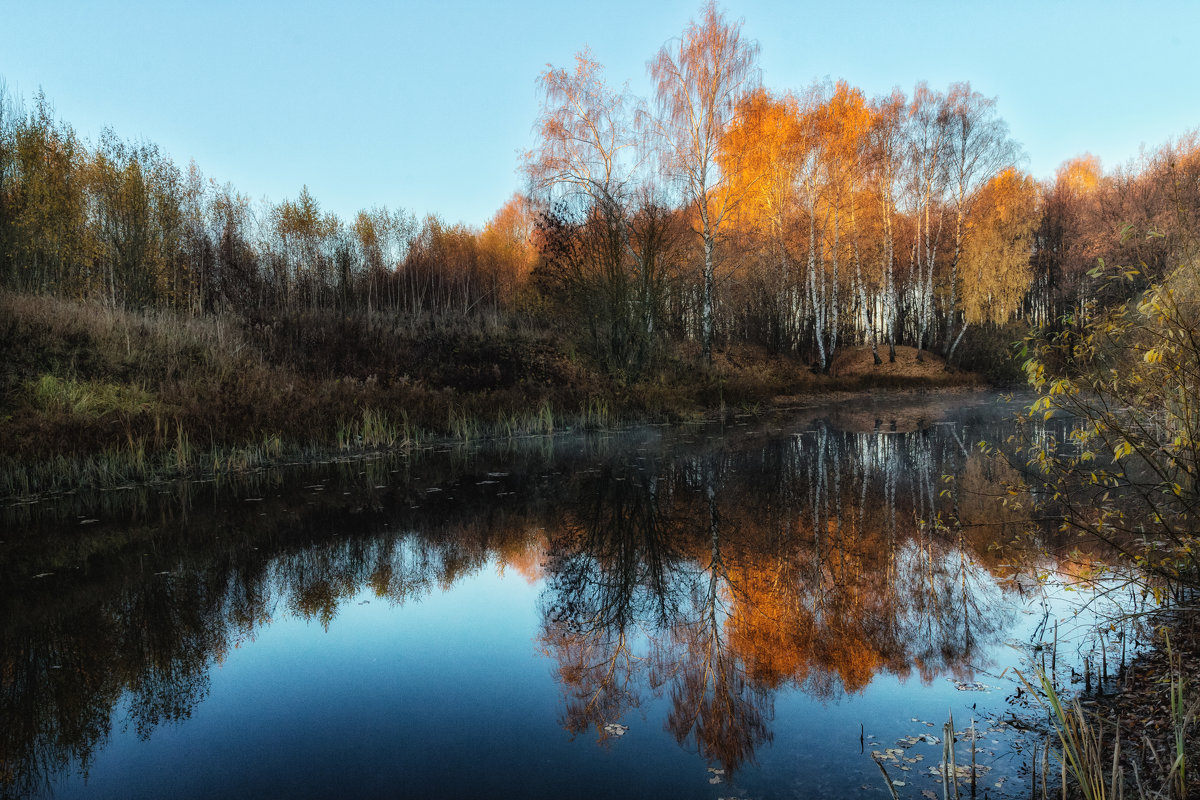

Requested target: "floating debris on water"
[
  {"left": 928, "top": 764, "right": 991, "bottom": 780},
  {"left": 894, "top": 734, "right": 940, "bottom": 747},
  {"left": 602, "top": 723, "right": 627, "bottom": 737}
]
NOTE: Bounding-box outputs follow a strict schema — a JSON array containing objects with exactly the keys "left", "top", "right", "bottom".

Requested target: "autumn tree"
[
  {"left": 352, "top": 205, "right": 416, "bottom": 313},
  {"left": 1031, "top": 154, "right": 1102, "bottom": 326},
  {"left": 958, "top": 168, "right": 1037, "bottom": 329},
  {"left": 479, "top": 192, "right": 537, "bottom": 305},
  {"left": 940, "top": 83, "right": 1021, "bottom": 361},
  {"left": 527, "top": 49, "right": 676, "bottom": 374},
  {"left": 271, "top": 186, "right": 340, "bottom": 308},
  {"left": 180, "top": 162, "right": 211, "bottom": 313},
  {"left": 0, "top": 81, "right": 17, "bottom": 290},
  {"left": 8, "top": 92, "right": 88, "bottom": 297},
  {"left": 902, "top": 83, "right": 956, "bottom": 361},
  {"left": 865, "top": 89, "right": 908, "bottom": 362},
  {"left": 207, "top": 181, "right": 259, "bottom": 311},
  {"left": 814, "top": 81, "right": 871, "bottom": 372},
  {"left": 526, "top": 48, "right": 642, "bottom": 212},
  {"left": 88, "top": 132, "right": 187, "bottom": 307},
  {"left": 719, "top": 89, "right": 803, "bottom": 352},
  {"left": 1012, "top": 256, "right": 1200, "bottom": 594},
  {"left": 649, "top": 1, "right": 760, "bottom": 363}
]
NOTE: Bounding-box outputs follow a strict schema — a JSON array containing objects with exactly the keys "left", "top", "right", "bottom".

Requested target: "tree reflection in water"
[
  {"left": 1, "top": 402, "right": 1038, "bottom": 796},
  {"left": 536, "top": 417, "right": 1017, "bottom": 778}
]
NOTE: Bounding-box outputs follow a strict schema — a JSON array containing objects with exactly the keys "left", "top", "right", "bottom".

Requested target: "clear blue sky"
[{"left": 3, "top": 0, "right": 1197, "bottom": 227}]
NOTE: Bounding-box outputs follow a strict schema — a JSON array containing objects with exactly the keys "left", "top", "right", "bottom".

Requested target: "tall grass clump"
[
  {"left": 28, "top": 374, "right": 156, "bottom": 419},
  {"left": 580, "top": 396, "right": 611, "bottom": 430},
  {"left": 444, "top": 406, "right": 478, "bottom": 442},
  {"left": 337, "top": 408, "right": 411, "bottom": 451}
]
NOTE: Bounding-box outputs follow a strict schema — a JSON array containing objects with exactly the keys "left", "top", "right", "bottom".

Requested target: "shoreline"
[
  {"left": 2, "top": 289, "right": 991, "bottom": 499},
  {"left": 3, "top": 380, "right": 992, "bottom": 504}
]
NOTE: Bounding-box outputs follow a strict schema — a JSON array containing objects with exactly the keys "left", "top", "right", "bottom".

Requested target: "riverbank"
[
  {"left": 0, "top": 291, "right": 985, "bottom": 498},
  {"left": 1079, "top": 608, "right": 1200, "bottom": 799}
]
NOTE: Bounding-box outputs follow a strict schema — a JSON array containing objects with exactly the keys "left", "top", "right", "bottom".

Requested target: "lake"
[{"left": 1, "top": 391, "right": 1152, "bottom": 799}]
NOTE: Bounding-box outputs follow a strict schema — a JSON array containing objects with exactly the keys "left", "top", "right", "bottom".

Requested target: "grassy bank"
[{"left": 0, "top": 291, "right": 982, "bottom": 497}]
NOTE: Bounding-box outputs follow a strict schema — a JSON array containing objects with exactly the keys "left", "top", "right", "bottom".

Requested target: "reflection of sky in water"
[
  {"left": 5, "top": 395, "right": 1156, "bottom": 800},
  {"left": 78, "top": 572, "right": 717, "bottom": 800},
  {"left": 57, "top": 560, "right": 1132, "bottom": 800}
]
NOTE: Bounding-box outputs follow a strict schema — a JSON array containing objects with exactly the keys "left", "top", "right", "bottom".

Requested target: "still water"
[{"left": 1, "top": 392, "right": 1147, "bottom": 799}]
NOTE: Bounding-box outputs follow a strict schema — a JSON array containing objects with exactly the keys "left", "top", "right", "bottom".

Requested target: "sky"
[{"left": 3, "top": 0, "right": 1197, "bottom": 228}]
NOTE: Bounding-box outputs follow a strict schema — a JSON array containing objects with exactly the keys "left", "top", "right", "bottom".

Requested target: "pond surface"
[{"left": 1, "top": 391, "right": 1152, "bottom": 799}]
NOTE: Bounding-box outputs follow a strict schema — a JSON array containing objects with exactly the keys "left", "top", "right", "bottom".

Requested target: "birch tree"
[
  {"left": 905, "top": 84, "right": 949, "bottom": 361},
  {"left": 794, "top": 85, "right": 829, "bottom": 370},
  {"left": 867, "top": 89, "right": 907, "bottom": 363},
  {"left": 525, "top": 49, "right": 668, "bottom": 373},
  {"left": 649, "top": 1, "right": 760, "bottom": 363},
  {"left": 816, "top": 81, "right": 871, "bottom": 372}
]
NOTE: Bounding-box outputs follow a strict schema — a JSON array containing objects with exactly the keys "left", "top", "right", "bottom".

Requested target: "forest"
[{"left": 0, "top": 4, "right": 1198, "bottom": 490}]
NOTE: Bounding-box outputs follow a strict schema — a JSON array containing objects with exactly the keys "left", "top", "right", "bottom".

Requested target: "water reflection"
[
  {"left": 536, "top": 416, "right": 1020, "bottom": 777},
  {"left": 2, "top": 395, "right": 1049, "bottom": 797}
]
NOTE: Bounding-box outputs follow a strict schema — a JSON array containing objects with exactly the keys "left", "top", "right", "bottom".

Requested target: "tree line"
[
  {"left": 524, "top": 3, "right": 1200, "bottom": 375},
  {"left": 0, "top": 86, "right": 534, "bottom": 320},
  {"left": 2, "top": 1, "right": 1197, "bottom": 378}
]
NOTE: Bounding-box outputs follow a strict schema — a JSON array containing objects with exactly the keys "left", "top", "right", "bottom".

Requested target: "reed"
[
  {"left": 580, "top": 396, "right": 611, "bottom": 430},
  {"left": 447, "top": 406, "right": 480, "bottom": 443},
  {"left": 1015, "top": 658, "right": 1196, "bottom": 800}
]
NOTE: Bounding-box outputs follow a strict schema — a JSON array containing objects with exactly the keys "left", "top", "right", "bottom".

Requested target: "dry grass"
[{"left": 0, "top": 292, "right": 987, "bottom": 497}]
